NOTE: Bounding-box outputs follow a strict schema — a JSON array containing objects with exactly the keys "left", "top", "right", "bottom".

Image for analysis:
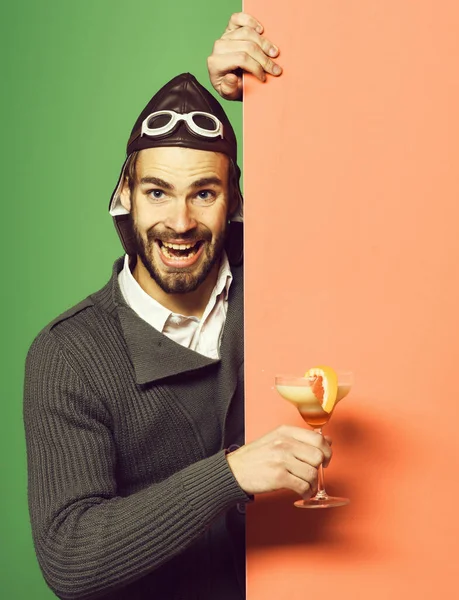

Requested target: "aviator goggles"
[{"left": 141, "top": 110, "right": 224, "bottom": 140}]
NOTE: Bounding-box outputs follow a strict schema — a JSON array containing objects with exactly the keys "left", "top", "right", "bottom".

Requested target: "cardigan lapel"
[
  {"left": 93, "top": 257, "right": 243, "bottom": 386},
  {"left": 117, "top": 304, "right": 219, "bottom": 384}
]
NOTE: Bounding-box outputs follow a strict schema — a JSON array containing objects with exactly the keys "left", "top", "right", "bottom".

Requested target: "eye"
[
  {"left": 195, "top": 189, "right": 216, "bottom": 203},
  {"left": 148, "top": 189, "right": 166, "bottom": 201}
]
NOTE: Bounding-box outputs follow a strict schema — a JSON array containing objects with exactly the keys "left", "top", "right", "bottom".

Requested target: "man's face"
[{"left": 121, "top": 146, "right": 233, "bottom": 294}]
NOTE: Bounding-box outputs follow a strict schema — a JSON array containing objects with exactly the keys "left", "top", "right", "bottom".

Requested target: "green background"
[{"left": 1, "top": 1, "right": 241, "bottom": 596}]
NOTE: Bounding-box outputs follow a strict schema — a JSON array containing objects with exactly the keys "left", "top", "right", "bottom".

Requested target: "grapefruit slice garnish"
[{"left": 305, "top": 366, "right": 338, "bottom": 414}]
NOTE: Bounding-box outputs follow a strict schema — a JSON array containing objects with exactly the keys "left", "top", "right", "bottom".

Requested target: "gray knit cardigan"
[{"left": 24, "top": 258, "right": 248, "bottom": 600}]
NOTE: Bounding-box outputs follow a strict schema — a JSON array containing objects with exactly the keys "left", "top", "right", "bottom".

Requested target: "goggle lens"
[
  {"left": 145, "top": 113, "right": 174, "bottom": 130},
  {"left": 191, "top": 113, "right": 219, "bottom": 132}
]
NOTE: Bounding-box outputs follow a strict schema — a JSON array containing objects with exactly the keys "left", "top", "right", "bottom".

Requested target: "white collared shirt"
[{"left": 118, "top": 253, "right": 233, "bottom": 359}]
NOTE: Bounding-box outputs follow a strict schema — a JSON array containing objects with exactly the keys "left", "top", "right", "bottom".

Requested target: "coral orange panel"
[{"left": 243, "top": 1, "right": 459, "bottom": 598}]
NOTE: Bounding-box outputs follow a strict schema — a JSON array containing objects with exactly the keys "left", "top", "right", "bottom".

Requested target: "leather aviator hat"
[{"left": 109, "top": 73, "right": 243, "bottom": 264}]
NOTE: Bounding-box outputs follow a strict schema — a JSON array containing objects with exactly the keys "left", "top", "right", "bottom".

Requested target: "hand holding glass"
[{"left": 275, "top": 371, "right": 353, "bottom": 508}]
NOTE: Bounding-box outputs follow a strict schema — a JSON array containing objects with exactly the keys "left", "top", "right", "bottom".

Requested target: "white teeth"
[
  {"left": 162, "top": 242, "right": 194, "bottom": 250},
  {"left": 160, "top": 244, "right": 199, "bottom": 260}
]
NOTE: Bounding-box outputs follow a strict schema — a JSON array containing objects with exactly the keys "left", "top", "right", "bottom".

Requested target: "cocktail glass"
[{"left": 275, "top": 371, "right": 353, "bottom": 508}]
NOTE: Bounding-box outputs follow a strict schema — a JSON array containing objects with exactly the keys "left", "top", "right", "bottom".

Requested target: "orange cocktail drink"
[{"left": 275, "top": 367, "right": 353, "bottom": 509}]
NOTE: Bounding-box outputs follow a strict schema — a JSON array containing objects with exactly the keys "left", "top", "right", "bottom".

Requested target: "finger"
[
  {"left": 277, "top": 425, "right": 328, "bottom": 449},
  {"left": 221, "top": 25, "right": 279, "bottom": 58},
  {"left": 288, "top": 457, "right": 319, "bottom": 490},
  {"left": 225, "top": 12, "right": 264, "bottom": 34},
  {"left": 220, "top": 73, "right": 242, "bottom": 101},
  {"left": 322, "top": 450, "right": 333, "bottom": 469},
  {"left": 212, "top": 40, "right": 281, "bottom": 77},
  {"left": 208, "top": 52, "right": 266, "bottom": 83},
  {"left": 322, "top": 436, "right": 333, "bottom": 467},
  {"left": 283, "top": 469, "right": 317, "bottom": 499},
  {"left": 290, "top": 439, "right": 327, "bottom": 469},
  {"left": 270, "top": 433, "right": 327, "bottom": 470},
  {"left": 279, "top": 426, "right": 333, "bottom": 465}
]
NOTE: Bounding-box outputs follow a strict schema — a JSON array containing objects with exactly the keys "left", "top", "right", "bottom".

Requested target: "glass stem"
[{"left": 314, "top": 428, "right": 328, "bottom": 500}]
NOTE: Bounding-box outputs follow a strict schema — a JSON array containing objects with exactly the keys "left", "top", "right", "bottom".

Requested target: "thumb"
[{"left": 220, "top": 73, "right": 242, "bottom": 100}]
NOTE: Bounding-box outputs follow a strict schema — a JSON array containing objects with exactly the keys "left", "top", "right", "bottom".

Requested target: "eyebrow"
[
  {"left": 139, "top": 176, "right": 174, "bottom": 190},
  {"left": 191, "top": 177, "right": 224, "bottom": 189},
  {"left": 139, "top": 176, "right": 224, "bottom": 190}
]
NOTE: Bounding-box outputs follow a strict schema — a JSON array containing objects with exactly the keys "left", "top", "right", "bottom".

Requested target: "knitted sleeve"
[{"left": 24, "top": 330, "right": 247, "bottom": 599}]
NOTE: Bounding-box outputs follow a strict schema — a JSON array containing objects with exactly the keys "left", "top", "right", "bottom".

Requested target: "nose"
[{"left": 163, "top": 199, "right": 197, "bottom": 234}]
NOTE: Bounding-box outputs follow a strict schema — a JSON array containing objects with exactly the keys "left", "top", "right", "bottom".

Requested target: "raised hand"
[{"left": 208, "top": 12, "right": 282, "bottom": 101}]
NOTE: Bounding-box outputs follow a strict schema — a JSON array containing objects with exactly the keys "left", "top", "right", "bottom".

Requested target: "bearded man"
[{"left": 24, "top": 13, "right": 331, "bottom": 600}]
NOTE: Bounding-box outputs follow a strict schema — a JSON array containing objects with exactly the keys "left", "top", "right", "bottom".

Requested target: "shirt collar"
[
  {"left": 119, "top": 252, "right": 233, "bottom": 331},
  {"left": 119, "top": 254, "right": 170, "bottom": 332},
  {"left": 213, "top": 251, "right": 233, "bottom": 301}
]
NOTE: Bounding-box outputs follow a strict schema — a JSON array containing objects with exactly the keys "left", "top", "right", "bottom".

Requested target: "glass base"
[{"left": 294, "top": 496, "right": 350, "bottom": 509}]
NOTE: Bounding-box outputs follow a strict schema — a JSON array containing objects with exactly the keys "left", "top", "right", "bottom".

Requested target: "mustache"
[{"left": 146, "top": 225, "right": 213, "bottom": 244}]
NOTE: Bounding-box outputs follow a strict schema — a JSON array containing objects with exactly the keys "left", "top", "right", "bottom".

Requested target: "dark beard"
[{"left": 132, "top": 220, "right": 227, "bottom": 294}]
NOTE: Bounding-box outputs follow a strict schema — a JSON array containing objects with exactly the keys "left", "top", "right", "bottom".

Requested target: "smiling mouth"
[{"left": 158, "top": 240, "right": 204, "bottom": 260}]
